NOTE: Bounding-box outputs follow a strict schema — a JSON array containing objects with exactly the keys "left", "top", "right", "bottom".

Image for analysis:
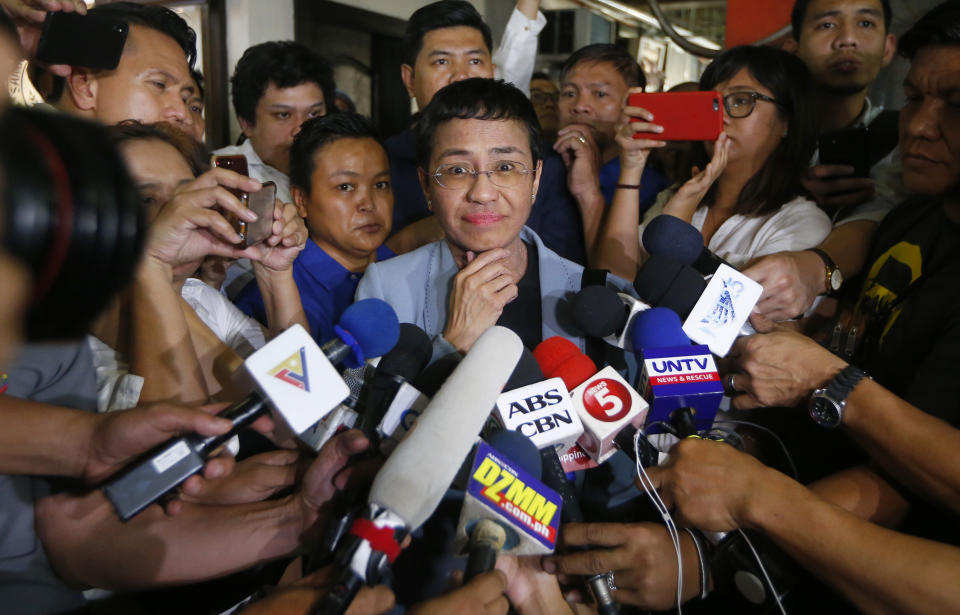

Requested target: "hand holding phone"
[
  {"left": 211, "top": 155, "right": 275, "bottom": 247},
  {"left": 628, "top": 91, "right": 724, "bottom": 142}
]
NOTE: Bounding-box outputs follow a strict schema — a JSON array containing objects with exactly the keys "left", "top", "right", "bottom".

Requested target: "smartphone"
[
  {"left": 818, "top": 128, "right": 870, "bottom": 177},
  {"left": 36, "top": 12, "right": 129, "bottom": 69},
  {"left": 245, "top": 181, "right": 277, "bottom": 247},
  {"left": 628, "top": 91, "right": 724, "bottom": 141}
]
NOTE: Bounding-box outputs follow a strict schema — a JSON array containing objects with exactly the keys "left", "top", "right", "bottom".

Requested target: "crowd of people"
[{"left": 0, "top": 0, "right": 958, "bottom": 613}]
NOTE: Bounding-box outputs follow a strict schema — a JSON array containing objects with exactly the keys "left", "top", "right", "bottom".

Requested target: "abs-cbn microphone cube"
[
  {"left": 570, "top": 366, "right": 649, "bottom": 463},
  {"left": 637, "top": 345, "right": 723, "bottom": 435},
  {"left": 493, "top": 377, "right": 584, "bottom": 449}
]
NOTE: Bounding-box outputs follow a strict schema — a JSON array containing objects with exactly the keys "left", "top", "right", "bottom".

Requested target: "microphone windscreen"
[
  {"left": 634, "top": 253, "right": 684, "bottom": 305},
  {"left": 572, "top": 285, "right": 628, "bottom": 338},
  {"left": 504, "top": 348, "right": 545, "bottom": 392},
  {"left": 642, "top": 215, "right": 704, "bottom": 265},
  {"left": 339, "top": 298, "right": 400, "bottom": 358},
  {"left": 487, "top": 430, "right": 543, "bottom": 479},
  {"left": 630, "top": 307, "right": 691, "bottom": 349},
  {"left": 368, "top": 326, "right": 523, "bottom": 528},
  {"left": 532, "top": 337, "right": 581, "bottom": 376},
  {"left": 658, "top": 266, "right": 707, "bottom": 320},
  {"left": 533, "top": 337, "right": 597, "bottom": 391},
  {"left": 414, "top": 354, "right": 461, "bottom": 396},
  {"left": 376, "top": 323, "right": 433, "bottom": 382}
]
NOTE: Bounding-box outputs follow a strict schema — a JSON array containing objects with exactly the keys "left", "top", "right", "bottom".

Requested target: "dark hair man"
[
  {"left": 234, "top": 113, "right": 395, "bottom": 345},
  {"left": 385, "top": 0, "right": 551, "bottom": 256},
  {"left": 54, "top": 2, "right": 199, "bottom": 136},
  {"left": 746, "top": 0, "right": 903, "bottom": 322},
  {"left": 214, "top": 40, "right": 335, "bottom": 205},
  {"left": 555, "top": 43, "right": 669, "bottom": 261}
]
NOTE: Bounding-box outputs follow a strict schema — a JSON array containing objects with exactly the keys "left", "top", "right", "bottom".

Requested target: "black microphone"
[
  {"left": 633, "top": 253, "right": 706, "bottom": 320},
  {"left": 354, "top": 323, "right": 432, "bottom": 444},
  {"left": 642, "top": 214, "right": 734, "bottom": 276}
]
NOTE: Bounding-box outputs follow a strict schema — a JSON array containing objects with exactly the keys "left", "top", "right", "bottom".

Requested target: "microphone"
[
  {"left": 313, "top": 326, "right": 524, "bottom": 615},
  {"left": 491, "top": 350, "right": 584, "bottom": 450},
  {"left": 457, "top": 430, "right": 560, "bottom": 582},
  {"left": 499, "top": 355, "right": 621, "bottom": 614},
  {"left": 633, "top": 253, "right": 705, "bottom": 320},
  {"left": 354, "top": 323, "right": 432, "bottom": 443},
  {"left": 572, "top": 285, "right": 650, "bottom": 351},
  {"left": 641, "top": 216, "right": 765, "bottom": 355},
  {"left": 534, "top": 338, "right": 649, "bottom": 464},
  {"left": 642, "top": 214, "right": 732, "bottom": 275},
  {"left": 631, "top": 308, "right": 723, "bottom": 436},
  {"left": 103, "top": 299, "right": 401, "bottom": 521}
]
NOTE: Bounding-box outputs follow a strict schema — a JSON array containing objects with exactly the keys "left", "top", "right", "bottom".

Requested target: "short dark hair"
[
  {"left": 290, "top": 113, "right": 383, "bottom": 193},
  {"left": 898, "top": 0, "right": 960, "bottom": 60},
  {"left": 230, "top": 41, "right": 336, "bottom": 126},
  {"left": 111, "top": 120, "right": 209, "bottom": 178},
  {"left": 402, "top": 1, "right": 493, "bottom": 66},
  {"left": 697, "top": 45, "right": 817, "bottom": 217},
  {"left": 791, "top": 0, "right": 892, "bottom": 40},
  {"left": 415, "top": 78, "right": 542, "bottom": 171},
  {"left": 88, "top": 1, "right": 197, "bottom": 68},
  {"left": 559, "top": 43, "right": 646, "bottom": 89}
]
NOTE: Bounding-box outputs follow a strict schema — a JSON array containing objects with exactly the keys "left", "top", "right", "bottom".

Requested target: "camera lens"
[{"left": 0, "top": 107, "right": 146, "bottom": 340}]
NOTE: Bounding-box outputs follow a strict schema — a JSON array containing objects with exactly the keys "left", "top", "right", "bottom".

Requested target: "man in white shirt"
[{"left": 212, "top": 41, "right": 335, "bottom": 205}]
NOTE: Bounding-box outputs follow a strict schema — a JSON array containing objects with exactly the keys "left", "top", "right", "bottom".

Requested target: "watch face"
[
  {"left": 829, "top": 269, "right": 843, "bottom": 291},
  {"left": 810, "top": 394, "right": 842, "bottom": 428}
]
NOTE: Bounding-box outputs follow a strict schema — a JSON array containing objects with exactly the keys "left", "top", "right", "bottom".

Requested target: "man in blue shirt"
[
  {"left": 234, "top": 113, "right": 394, "bottom": 343},
  {"left": 555, "top": 44, "right": 670, "bottom": 260}
]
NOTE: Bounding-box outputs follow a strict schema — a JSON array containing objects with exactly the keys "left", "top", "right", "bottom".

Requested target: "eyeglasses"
[
  {"left": 531, "top": 90, "right": 559, "bottom": 105},
  {"left": 722, "top": 91, "right": 778, "bottom": 118},
  {"left": 431, "top": 161, "right": 536, "bottom": 190}
]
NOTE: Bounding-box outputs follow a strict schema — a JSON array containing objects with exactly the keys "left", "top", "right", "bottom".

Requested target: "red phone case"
[{"left": 628, "top": 91, "right": 724, "bottom": 141}]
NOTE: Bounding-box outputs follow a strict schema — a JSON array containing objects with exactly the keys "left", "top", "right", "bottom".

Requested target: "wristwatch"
[
  {"left": 806, "top": 248, "right": 843, "bottom": 296},
  {"left": 809, "top": 365, "right": 871, "bottom": 429}
]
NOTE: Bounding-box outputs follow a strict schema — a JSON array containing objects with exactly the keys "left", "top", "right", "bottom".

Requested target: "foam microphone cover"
[
  {"left": 339, "top": 298, "right": 401, "bottom": 359},
  {"left": 487, "top": 429, "right": 543, "bottom": 479},
  {"left": 630, "top": 307, "right": 691, "bottom": 350},
  {"left": 413, "top": 354, "right": 461, "bottom": 396},
  {"left": 533, "top": 337, "right": 597, "bottom": 391},
  {"left": 377, "top": 323, "right": 433, "bottom": 382},
  {"left": 504, "top": 348, "right": 544, "bottom": 392},
  {"left": 368, "top": 326, "right": 523, "bottom": 529},
  {"left": 642, "top": 214, "right": 704, "bottom": 265},
  {"left": 572, "top": 285, "right": 629, "bottom": 338}
]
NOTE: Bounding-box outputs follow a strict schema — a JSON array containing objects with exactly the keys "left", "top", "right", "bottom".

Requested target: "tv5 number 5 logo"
[{"left": 582, "top": 378, "right": 632, "bottom": 422}]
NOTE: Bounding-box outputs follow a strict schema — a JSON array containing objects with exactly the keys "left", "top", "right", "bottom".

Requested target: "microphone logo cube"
[
  {"left": 494, "top": 378, "right": 584, "bottom": 449},
  {"left": 459, "top": 440, "right": 562, "bottom": 555},
  {"left": 245, "top": 324, "right": 350, "bottom": 435},
  {"left": 638, "top": 344, "right": 723, "bottom": 434},
  {"left": 571, "top": 366, "right": 648, "bottom": 463},
  {"left": 684, "top": 264, "right": 763, "bottom": 356}
]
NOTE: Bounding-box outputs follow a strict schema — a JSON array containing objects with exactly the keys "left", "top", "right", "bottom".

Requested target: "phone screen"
[{"left": 245, "top": 182, "right": 277, "bottom": 247}]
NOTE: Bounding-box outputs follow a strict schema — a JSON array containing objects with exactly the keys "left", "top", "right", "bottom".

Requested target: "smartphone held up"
[
  {"left": 628, "top": 91, "right": 724, "bottom": 142},
  {"left": 211, "top": 155, "right": 276, "bottom": 248}
]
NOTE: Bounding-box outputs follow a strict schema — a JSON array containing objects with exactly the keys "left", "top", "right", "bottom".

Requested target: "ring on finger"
[
  {"left": 576, "top": 135, "right": 587, "bottom": 145},
  {"left": 606, "top": 571, "right": 617, "bottom": 592},
  {"left": 726, "top": 373, "right": 739, "bottom": 394}
]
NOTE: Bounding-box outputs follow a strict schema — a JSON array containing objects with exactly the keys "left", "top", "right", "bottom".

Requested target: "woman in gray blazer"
[{"left": 357, "top": 78, "right": 628, "bottom": 359}]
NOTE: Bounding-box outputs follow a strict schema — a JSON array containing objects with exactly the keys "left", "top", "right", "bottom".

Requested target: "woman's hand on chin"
[{"left": 443, "top": 248, "right": 519, "bottom": 353}]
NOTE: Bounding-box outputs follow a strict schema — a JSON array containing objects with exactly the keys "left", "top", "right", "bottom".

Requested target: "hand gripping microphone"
[
  {"left": 632, "top": 308, "right": 723, "bottom": 436},
  {"left": 103, "top": 300, "right": 401, "bottom": 521},
  {"left": 311, "top": 326, "right": 524, "bottom": 615},
  {"left": 533, "top": 338, "right": 649, "bottom": 464},
  {"left": 354, "top": 323, "right": 433, "bottom": 445}
]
